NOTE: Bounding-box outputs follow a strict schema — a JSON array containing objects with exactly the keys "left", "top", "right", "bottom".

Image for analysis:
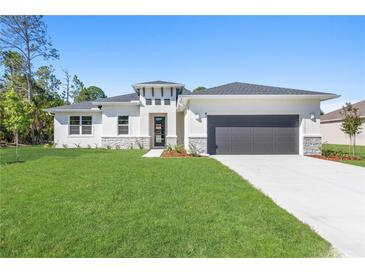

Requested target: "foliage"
[
  {"left": 340, "top": 103, "right": 363, "bottom": 156},
  {"left": 74, "top": 143, "right": 81, "bottom": 148},
  {"left": 0, "top": 16, "right": 59, "bottom": 102},
  {"left": 0, "top": 147, "right": 332, "bottom": 257},
  {"left": 188, "top": 142, "right": 201, "bottom": 157},
  {"left": 3, "top": 90, "right": 31, "bottom": 161},
  {"left": 62, "top": 144, "right": 68, "bottom": 148},
  {"left": 135, "top": 139, "right": 144, "bottom": 149},
  {"left": 74, "top": 85, "right": 106, "bottom": 103},
  {"left": 174, "top": 144, "right": 183, "bottom": 153},
  {"left": 166, "top": 143, "right": 173, "bottom": 152},
  {"left": 323, "top": 144, "right": 365, "bottom": 167},
  {"left": 193, "top": 86, "right": 206, "bottom": 92}
]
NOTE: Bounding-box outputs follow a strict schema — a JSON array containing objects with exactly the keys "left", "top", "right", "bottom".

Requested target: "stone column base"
[
  {"left": 188, "top": 137, "right": 208, "bottom": 154},
  {"left": 303, "top": 136, "right": 322, "bottom": 155}
]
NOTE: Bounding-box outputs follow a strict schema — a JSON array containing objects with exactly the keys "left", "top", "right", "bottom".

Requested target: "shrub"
[
  {"left": 174, "top": 144, "right": 183, "bottom": 154},
  {"left": 74, "top": 143, "right": 81, "bottom": 148},
  {"left": 188, "top": 142, "right": 201, "bottom": 157},
  {"left": 106, "top": 145, "right": 112, "bottom": 149},
  {"left": 62, "top": 144, "right": 68, "bottom": 149},
  {"left": 115, "top": 144, "right": 121, "bottom": 149},
  {"left": 129, "top": 143, "right": 134, "bottom": 149},
  {"left": 95, "top": 143, "right": 99, "bottom": 149},
  {"left": 166, "top": 143, "right": 173, "bottom": 152},
  {"left": 337, "top": 150, "right": 345, "bottom": 160},
  {"left": 43, "top": 143, "right": 50, "bottom": 149},
  {"left": 135, "top": 139, "right": 144, "bottom": 149},
  {"left": 52, "top": 141, "right": 58, "bottom": 148},
  {"left": 87, "top": 144, "right": 92, "bottom": 149}
]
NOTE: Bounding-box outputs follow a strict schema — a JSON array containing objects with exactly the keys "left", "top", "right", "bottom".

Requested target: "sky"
[{"left": 38, "top": 16, "right": 365, "bottom": 112}]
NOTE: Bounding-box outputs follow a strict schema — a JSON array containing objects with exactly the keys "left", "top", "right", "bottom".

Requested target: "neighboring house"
[
  {"left": 321, "top": 100, "right": 365, "bottom": 146},
  {"left": 45, "top": 80, "right": 338, "bottom": 155}
]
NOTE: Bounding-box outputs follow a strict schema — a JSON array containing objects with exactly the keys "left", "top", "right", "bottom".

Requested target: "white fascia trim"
[
  {"left": 45, "top": 109, "right": 101, "bottom": 113},
  {"left": 178, "top": 94, "right": 340, "bottom": 105},
  {"left": 92, "top": 101, "right": 140, "bottom": 106}
]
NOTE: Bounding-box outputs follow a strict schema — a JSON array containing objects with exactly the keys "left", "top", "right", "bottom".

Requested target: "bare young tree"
[
  {"left": 0, "top": 16, "right": 59, "bottom": 143},
  {"left": 61, "top": 69, "right": 72, "bottom": 105}
]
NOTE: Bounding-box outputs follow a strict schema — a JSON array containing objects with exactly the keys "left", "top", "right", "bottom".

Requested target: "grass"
[
  {"left": 0, "top": 146, "right": 332, "bottom": 257},
  {"left": 324, "top": 143, "right": 365, "bottom": 167}
]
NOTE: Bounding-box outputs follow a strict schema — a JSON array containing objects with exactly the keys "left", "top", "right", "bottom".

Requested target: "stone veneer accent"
[
  {"left": 101, "top": 137, "right": 151, "bottom": 149},
  {"left": 188, "top": 137, "right": 208, "bottom": 154},
  {"left": 303, "top": 136, "right": 322, "bottom": 155}
]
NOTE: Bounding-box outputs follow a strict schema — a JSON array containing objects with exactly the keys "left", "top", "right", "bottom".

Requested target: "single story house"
[
  {"left": 46, "top": 81, "right": 338, "bottom": 155},
  {"left": 321, "top": 100, "right": 365, "bottom": 146}
]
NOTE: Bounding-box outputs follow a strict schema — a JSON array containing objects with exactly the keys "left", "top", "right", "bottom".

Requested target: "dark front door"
[
  {"left": 154, "top": 116, "right": 166, "bottom": 147},
  {"left": 208, "top": 115, "right": 299, "bottom": 155}
]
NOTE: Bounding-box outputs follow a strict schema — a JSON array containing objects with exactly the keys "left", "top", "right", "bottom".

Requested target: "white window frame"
[
  {"left": 117, "top": 115, "right": 130, "bottom": 135},
  {"left": 68, "top": 115, "right": 93, "bottom": 136}
]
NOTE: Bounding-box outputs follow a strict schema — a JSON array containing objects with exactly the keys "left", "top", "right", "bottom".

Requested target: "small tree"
[
  {"left": 3, "top": 89, "right": 30, "bottom": 161},
  {"left": 340, "top": 103, "right": 363, "bottom": 156}
]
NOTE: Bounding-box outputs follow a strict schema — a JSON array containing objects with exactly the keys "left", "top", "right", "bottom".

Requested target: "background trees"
[
  {"left": 74, "top": 85, "right": 106, "bottom": 102},
  {"left": 0, "top": 16, "right": 105, "bottom": 145},
  {"left": 193, "top": 86, "right": 206, "bottom": 92}
]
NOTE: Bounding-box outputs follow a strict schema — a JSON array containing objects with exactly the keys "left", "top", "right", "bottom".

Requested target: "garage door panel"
[{"left": 208, "top": 115, "right": 299, "bottom": 155}]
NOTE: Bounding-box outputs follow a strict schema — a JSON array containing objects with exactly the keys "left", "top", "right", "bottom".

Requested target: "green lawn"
[
  {"left": 0, "top": 146, "right": 332, "bottom": 257},
  {"left": 325, "top": 144, "right": 365, "bottom": 167}
]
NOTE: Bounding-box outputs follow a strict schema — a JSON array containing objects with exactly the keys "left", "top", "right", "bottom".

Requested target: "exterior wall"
[
  {"left": 184, "top": 97, "right": 321, "bottom": 155},
  {"left": 139, "top": 87, "right": 178, "bottom": 147},
  {"left": 176, "top": 111, "right": 185, "bottom": 145},
  {"left": 101, "top": 105, "right": 140, "bottom": 137},
  {"left": 53, "top": 112, "right": 102, "bottom": 148},
  {"left": 321, "top": 119, "right": 365, "bottom": 146}
]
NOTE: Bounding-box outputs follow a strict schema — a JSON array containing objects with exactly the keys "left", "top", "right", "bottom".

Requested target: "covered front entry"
[
  {"left": 207, "top": 115, "right": 299, "bottom": 155},
  {"left": 153, "top": 116, "right": 166, "bottom": 147}
]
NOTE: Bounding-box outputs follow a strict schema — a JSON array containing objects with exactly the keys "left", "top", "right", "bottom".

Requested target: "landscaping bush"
[
  {"left": 188, "top": 142, "right": 201, "bottom": 157},
  {"left": 174, "top": 144, "right": 183, "bottom": 154}
]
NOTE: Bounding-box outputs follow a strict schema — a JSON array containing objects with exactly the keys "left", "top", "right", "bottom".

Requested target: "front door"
[{"left": 154, "top": 116, "right": 166, "bottom": 147}]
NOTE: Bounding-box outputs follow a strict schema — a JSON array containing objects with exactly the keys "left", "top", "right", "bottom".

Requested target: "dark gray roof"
[
  {"left": 46, "top": 101, "right": 95, "bottom": 111},
  {"left": 136, "top": 80, "right": 181, "bottom": 85},
  {"left": 95, "top": 93, "right": 139, "bottom": 103},
  {"left": 321, "top": 100, "right": 365, "bottom": 122},
  {"left": 191, "top": 82, "right": 337, "bottom": 96}
]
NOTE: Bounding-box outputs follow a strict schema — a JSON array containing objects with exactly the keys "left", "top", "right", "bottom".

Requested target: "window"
[
  {"left": 81, "top": 116, "right": 92, "bottom": 135},
  {"left": 152, "top": 87, "right": 154, "bottom": 97},
  {"left": 146, "top": 99, "right": 152, "bottom": 105},
  {"left": 161, "top": 87, "right": 164, "bottom": 97},
  {"left": 155, "top": 99, "right": 161, "bottom": 105},
  {"left": 118, "top": 116, "right": 129, "bottom": 135},
  {"left": 142, "top": 87, "right": 145, "bottom": 96},
  {"left": 170, "top": 87, "right": 173, "bottom": 97},
  {"left": 164, "top": 99, "right": 170, "bottom": 105},
  {"left": 69, "top": 116, "right": 92, "bottom": 135}
]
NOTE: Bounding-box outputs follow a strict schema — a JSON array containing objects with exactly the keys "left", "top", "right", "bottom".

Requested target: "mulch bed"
[
  {"left": 308, "top": 155, "right": 360, "bottom": 162},
  {"left": 161, "top": 149, "right": 192, "bottom": 158}
]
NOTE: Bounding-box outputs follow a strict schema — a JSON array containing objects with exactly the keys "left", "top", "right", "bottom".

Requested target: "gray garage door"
[{"left": 207, "top": 115, "right": 299, "bottom": 155}]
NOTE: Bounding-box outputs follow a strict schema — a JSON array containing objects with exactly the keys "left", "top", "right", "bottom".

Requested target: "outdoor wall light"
[{"left": 310, "top": 112, "right": 315, "bottom": 120}]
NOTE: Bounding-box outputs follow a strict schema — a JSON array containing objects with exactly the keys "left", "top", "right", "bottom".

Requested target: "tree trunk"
[
  {"left": 15, "top": 130, "right": 19, "bottom": 162},
  {"left": 353, "top": 135, "right": 356, "bottom": 157},
  {"left": 25, "top": 29, "right": 35, "bottom": 144},
  {"left": 349, "top": 135, "right": 352, "bottom": 155}
]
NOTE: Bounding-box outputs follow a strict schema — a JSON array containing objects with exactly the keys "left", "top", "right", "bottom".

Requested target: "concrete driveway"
[{"left": 211, "top": 155, "right": 365, "bottom": 257}]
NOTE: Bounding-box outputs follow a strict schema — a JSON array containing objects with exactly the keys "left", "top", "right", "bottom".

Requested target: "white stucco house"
[
  {"left": 321, "top": 100, "right": 365, "bottom": 146},
  {"left": 45, "top": 80, "right": 338, "bottom": 155}
]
